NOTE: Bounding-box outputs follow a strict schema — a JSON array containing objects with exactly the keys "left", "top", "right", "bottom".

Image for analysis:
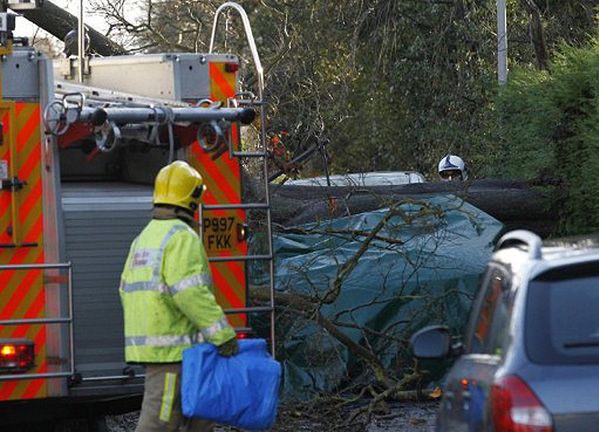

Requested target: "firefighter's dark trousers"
[{"left": 135, "top": 363, "right": 213, "bottom": 432}]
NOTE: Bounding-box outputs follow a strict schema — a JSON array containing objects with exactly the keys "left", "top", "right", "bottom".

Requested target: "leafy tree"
[{"left": 92, "top": 0, "right": 598, "bottom": 185}]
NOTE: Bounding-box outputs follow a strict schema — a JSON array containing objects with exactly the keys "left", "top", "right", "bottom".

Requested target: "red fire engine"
[{"left": 0, "top": 1, "right": 275, "bottom": 428}]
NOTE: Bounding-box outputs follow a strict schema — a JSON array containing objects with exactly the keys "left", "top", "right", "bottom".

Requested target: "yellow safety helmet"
[{"left": 153, "top": 161, "right": 205, "bottom": 211}]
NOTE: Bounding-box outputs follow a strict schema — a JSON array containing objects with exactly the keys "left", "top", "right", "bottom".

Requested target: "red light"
[
  {"left": 490, "top": 375, "right": 553, "bottom": 432},
  {"left": 224, "top": 62, "right": 239, "bottom": 73},
  {"left": 236, "top": 332, "right": 250, "bottom": 340}
]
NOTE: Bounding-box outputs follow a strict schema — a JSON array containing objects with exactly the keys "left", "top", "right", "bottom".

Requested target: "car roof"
[
  {"left": 285, "top": 171, "right": 426, "bottom": 187},
  {"left": 492, "top": 234, "right": 599, "bottom": 280},
  {"left": 543, "top": 236, "right": 599, "bottom": 257}
]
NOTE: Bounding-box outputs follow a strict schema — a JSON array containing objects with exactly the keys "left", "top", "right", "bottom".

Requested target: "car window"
[
  {"left": 467, "top": 267, "right": 512, "bottom": 355},
  {"left": 526, "top": 260, "right": 599, "bottom": 364}
]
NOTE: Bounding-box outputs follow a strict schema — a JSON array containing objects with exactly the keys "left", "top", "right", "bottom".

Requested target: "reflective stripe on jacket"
[{"left": 120, "top": 218, "right": 235, "bottom": 363}]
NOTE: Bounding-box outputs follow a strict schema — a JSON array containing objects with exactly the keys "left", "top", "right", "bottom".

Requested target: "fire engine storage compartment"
[
  {"left": 56, "top": 53, "right": 239, "bottom": 102},
  {"left": 58, "top": 144, "right": 169, "bottom": 396}
]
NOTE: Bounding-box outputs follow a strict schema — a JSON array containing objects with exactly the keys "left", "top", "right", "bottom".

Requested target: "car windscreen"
[{"left": 526, "top": 261, "right": 599, "bottom": 365}]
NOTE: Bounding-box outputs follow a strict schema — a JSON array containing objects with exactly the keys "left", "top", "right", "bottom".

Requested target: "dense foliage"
[
  {"left": 496, "top": 39, "right": 599, "bottom": 234},
  {"left": 93, "top": 0, "right": 599, "bottom": 232}
]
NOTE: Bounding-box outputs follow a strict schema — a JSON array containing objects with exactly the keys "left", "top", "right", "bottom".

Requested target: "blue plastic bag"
[{"left": 181, "top": 339, "right": 281, "bottom": 430}]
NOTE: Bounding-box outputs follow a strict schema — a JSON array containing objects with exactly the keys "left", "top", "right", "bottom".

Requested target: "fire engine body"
[{"left": 0, "top": 2, "right": 274, "bottom": 424}]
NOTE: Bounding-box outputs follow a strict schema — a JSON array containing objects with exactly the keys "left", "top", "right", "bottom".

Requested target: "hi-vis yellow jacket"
[{"left": 120, "top": 218, "right": 235, "bottom": 363}]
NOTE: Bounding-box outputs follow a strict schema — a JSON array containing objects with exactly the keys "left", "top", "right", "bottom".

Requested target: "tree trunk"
[
  {"left": 19, "top": 1, "right": 126, "bottom": 56},
  {"left": 523, "top": 0, "right": 549, "bottom": 70},
  {"left": 270, "top": 179, "right": 558, "bottom": 236}
]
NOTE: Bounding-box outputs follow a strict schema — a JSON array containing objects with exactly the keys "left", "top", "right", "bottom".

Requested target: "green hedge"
[{"left": 496, "top": 39, "right": 599, "bottom": 235}]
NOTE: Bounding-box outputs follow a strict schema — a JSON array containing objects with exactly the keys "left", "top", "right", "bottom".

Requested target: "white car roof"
[
  {"left": 492, "top": 237, "right": 599, "bottom": 281},
  {"left": 286, "top": 171, "right": 426, "bottom": 187}
]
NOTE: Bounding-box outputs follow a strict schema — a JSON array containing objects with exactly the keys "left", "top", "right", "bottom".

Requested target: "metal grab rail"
[
  {"left": 0, "top": 262, "right": 74, "bottom": 382},
  {"left": 209, "top": 2, "right": 264, "bottom": 99}
]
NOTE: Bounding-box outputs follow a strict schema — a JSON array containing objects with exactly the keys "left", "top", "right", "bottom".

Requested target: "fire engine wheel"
[{"left": 43, "top": 100, "right": 71, "bottom": 136}]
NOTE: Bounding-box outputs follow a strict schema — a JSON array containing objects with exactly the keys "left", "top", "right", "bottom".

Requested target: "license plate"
[{"left": 202, "top": 214, "right": 239, "bottom": 254}]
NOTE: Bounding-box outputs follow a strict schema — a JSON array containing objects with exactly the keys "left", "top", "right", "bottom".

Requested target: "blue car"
[{"left": 411, "top": 230, "right": 599, "bottom": 432}]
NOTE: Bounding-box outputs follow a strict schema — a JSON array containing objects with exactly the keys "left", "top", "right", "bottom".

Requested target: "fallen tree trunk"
[
  {"left": 270, "top": 179, "right": 558, "bottom": 236},
  {"left": 19, "top": 1, "right": 126, "bottom": 56}
]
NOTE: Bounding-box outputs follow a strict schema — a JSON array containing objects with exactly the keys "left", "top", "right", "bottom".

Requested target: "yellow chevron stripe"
[
  {"left": 189, "top": 65, "right": 247, "bottom": 326},
  {"left": 0, "top": 102, "right": 46, "bottom": 400},
  {"left": 213, "top": 262, "right": 245, "bottom": 301}
]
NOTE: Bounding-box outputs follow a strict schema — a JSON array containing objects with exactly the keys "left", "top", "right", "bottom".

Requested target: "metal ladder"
[
  {"left": 0, "top": 262, "right": 74, "bottom": 382},
  {"left": 208, "top": 2, "right": 276, "bottom": 356}
]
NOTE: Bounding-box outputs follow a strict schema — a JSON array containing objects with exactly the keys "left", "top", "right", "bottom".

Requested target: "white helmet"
[{"left": 438, "top": 155, "right": 467, "bottom": 181}]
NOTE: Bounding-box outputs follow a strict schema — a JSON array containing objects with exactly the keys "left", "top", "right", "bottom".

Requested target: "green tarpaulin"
[{"left": 256, "top": 195, "right": 503, "bottom": 399}]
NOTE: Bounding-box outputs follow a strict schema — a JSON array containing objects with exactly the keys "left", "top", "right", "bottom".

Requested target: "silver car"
[{"left": 411, "top": 230, "right": 599, "bottom": 431}]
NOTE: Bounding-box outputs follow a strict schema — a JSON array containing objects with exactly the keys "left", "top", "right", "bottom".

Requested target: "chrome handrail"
[{"left": 209, "top": 2, "right": 264, "bottom": 99}]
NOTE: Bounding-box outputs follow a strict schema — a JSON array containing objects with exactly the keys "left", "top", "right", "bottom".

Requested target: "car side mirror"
[{"left": 410, "top": 325, "right": 452, "bottom": 359}]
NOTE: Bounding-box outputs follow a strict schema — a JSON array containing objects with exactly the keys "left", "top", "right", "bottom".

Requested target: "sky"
[{"left": 13, "top": 0, "right": 109, "bottom": 39}]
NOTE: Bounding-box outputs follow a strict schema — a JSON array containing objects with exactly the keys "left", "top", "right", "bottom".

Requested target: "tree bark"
[
  {"left": 523, "top": 0, "right": 549, "bottom": 70},
  {"left": 270, "top": 179, "right": 558, "bottom": 236}
]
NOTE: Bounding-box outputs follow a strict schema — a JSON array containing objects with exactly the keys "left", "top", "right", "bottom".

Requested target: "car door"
[{"left": 439, "top": 264, "right": 513, "bottom": 432}]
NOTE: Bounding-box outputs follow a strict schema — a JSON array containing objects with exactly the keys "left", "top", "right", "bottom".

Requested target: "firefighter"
[
  {"left": 438, "top": 154, "right": 468, "bottom": 181},
  {"left": 119, "top": 160, "right": 239, "bottom": 432}
]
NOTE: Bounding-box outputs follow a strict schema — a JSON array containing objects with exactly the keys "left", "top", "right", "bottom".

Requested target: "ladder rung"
[
  {"left": 208, "top": 254, "right": 272, "bottom": 263},
  {"left": 0, "top": 317, "right": 71, "bottom": 326},
  {"left": 232, "top": 151, "right": 268, "bottom": 158},
  {"left": 0, "top": 371, "right": 74, "bottom": 382},
  {"left": 235, "top": 100, "right": 267, "bottom": 107},
  {"left": 202, "top": 203, "right": 270, "bottom": 210},
  {"left": 0, "top": 262, "right": 71, "bottom": 271},
  {"left": 224, "top": 306, "right": 274, "bottom": 314}
]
